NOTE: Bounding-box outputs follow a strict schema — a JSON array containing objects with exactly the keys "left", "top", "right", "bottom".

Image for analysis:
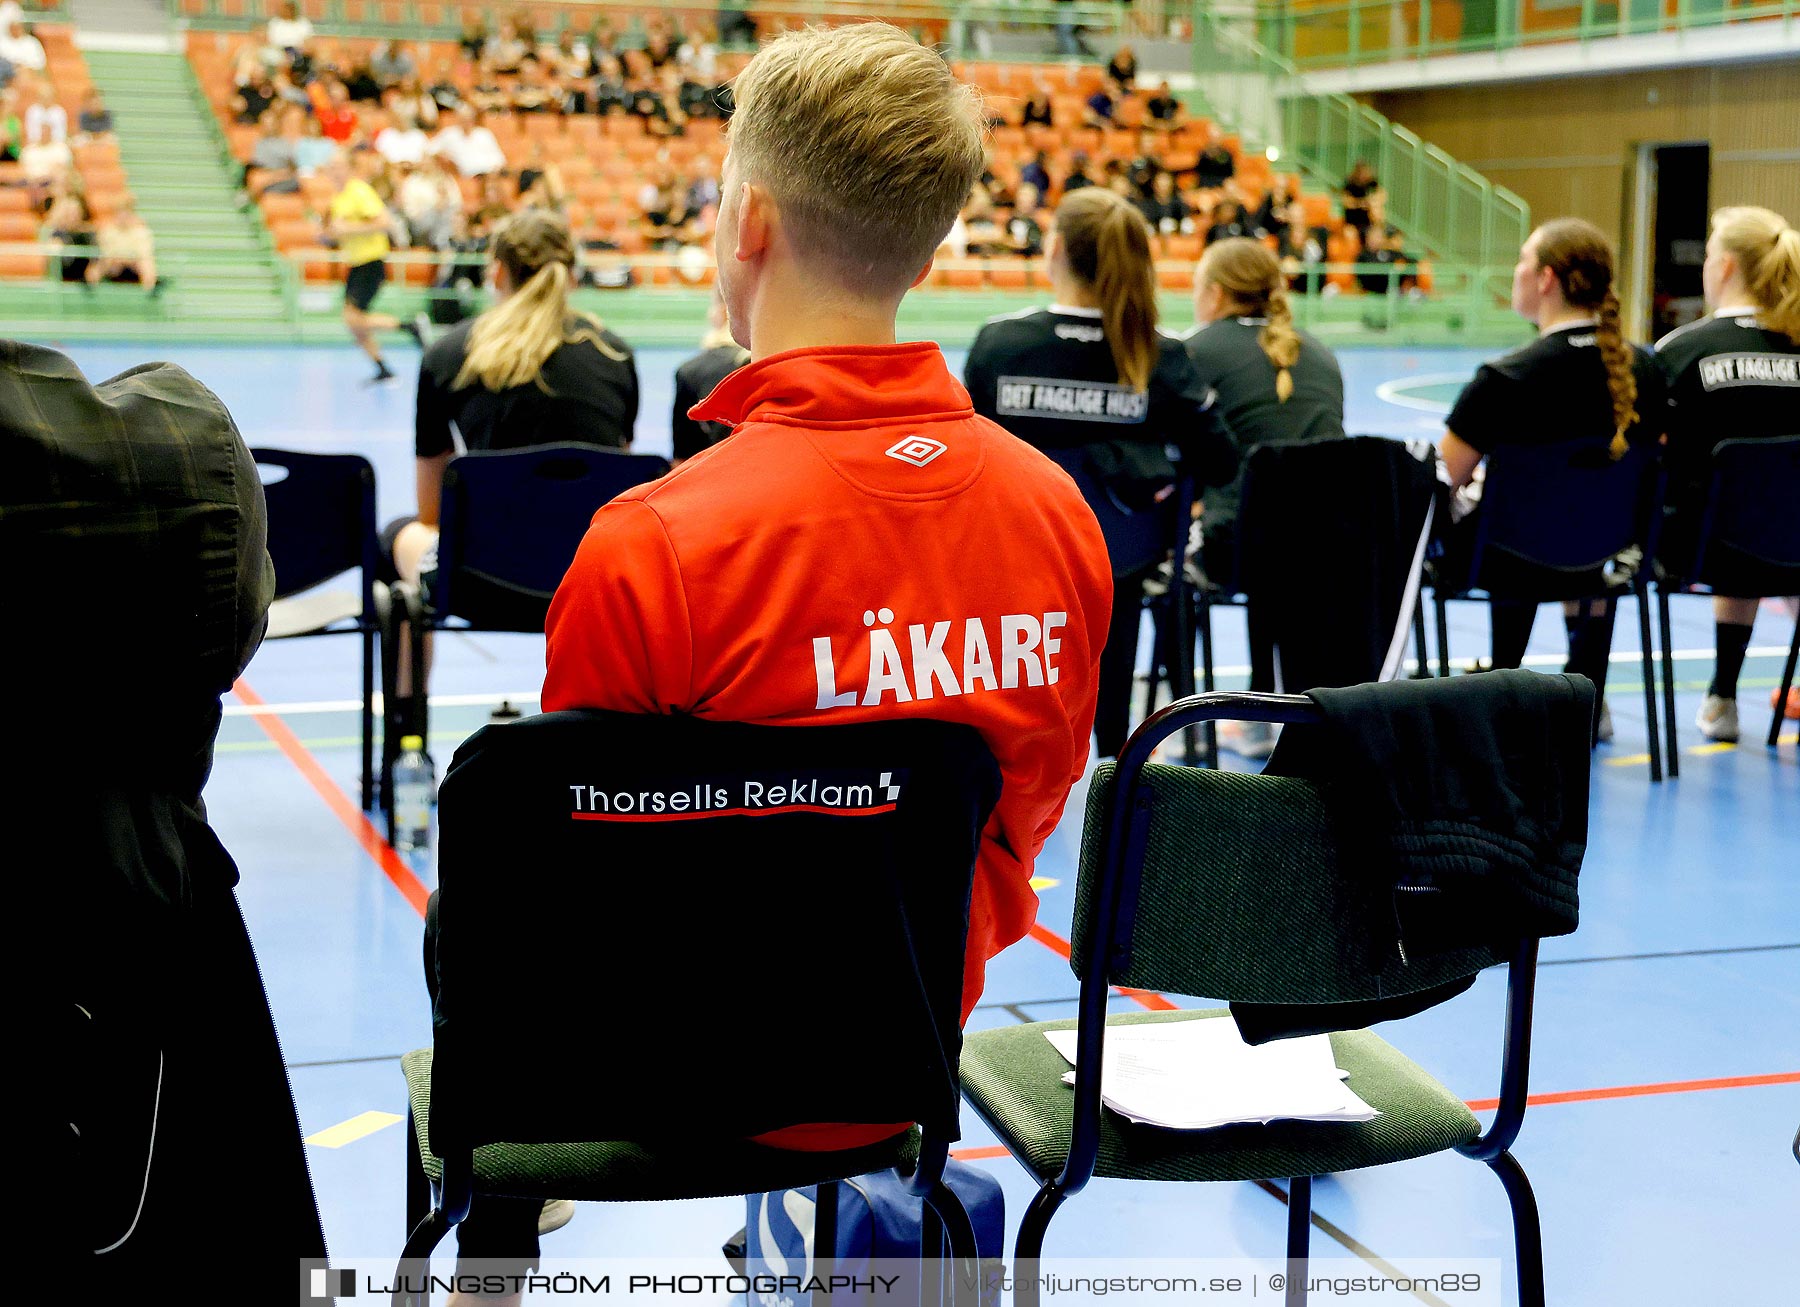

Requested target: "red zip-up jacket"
[{"left": 543, "top": 342, "right": 1112, "bottom": 1149}]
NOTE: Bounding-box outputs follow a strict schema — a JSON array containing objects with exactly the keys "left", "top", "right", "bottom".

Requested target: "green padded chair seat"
[
  {"left": 401, "top": 1049, "right": 921, "bottom": 1202},
  {"left": 960, "top": 1009, "right": 1480, "bottom": 1184}
]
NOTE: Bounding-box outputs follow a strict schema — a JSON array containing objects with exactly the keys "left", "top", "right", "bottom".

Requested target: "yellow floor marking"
[
  {"left": 306, "top": 1110, "right": 403, "bottom": 1149},
  {"left": 1029, "top": 876, "right": 1061, "bottom": 891},
  {"left": 1687, "top": 743, "right": 1737, "bottom": 756},
  {"left": 1604, "top": 753, "right": 1652, "bottom": 767}
]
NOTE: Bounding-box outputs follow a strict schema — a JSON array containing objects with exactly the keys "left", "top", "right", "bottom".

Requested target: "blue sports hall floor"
[{"left": 45, "top": 338, "right": 1799, "bottom": 1304}]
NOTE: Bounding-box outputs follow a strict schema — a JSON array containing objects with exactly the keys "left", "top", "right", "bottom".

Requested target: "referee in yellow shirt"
[{"left": 325, "top": 147, "right": 423, "bottom": 382}]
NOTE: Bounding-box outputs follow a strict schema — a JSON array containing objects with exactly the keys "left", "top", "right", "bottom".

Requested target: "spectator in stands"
[
  {"left": 234, "top": 69, "right": 276, "bottom": 124},
  {"left": 638, "top": 166, "right": 689, "bottom": 248},
  {"left": 1021, "top": 84, "right": 1053, "bottom": 128},
  {"left": 41, "top": 190, "right": 94, "bottom": 283},
  {"left": 457, "top": 14, "right": 487, "bottom": 62},
  {"left": 1357, "top": 223, "right": 1410, "bottom": 295},
  {"left": 0, "top": 87, "right": 21, "bottom": 162},
  {"left": 430, "top": 104, "right": 506, "bottom": 177},
  {"left": 471, "top": 171, "right": 512, "bottom": 230},
  {"left": 677, "top": 23, "right": 718, "bottom": 81},
  {"left": 343, "top": 51, "right": 381, "bottom": 103},
  {"left": 87, "top": 199, "right": 158, "bottom": 293},
  {"left": 1063, "top": 149, "right": 1096, "bottom": 193},
  {"left": 19, "top": 130, "right": 70, "bottom": 205},
  {"left": 1341, "top": 160, "right": 1381, "bottom": 241},
  {"left": 373, "top": 109, "right": 426, "bottom": 166},
  {"left": 715, "top": 2, "right": 756, "bottom": 47},
  {"left": 1194, "top": 123, "right": 1235, "bottom": 193},
  {"left": 1206, "top": 197, "right": 1251, "bottom": 245},
  {"left": 1146, "top": 80, "right": 1184, "bottom": 131},
  {"left": 0, "top": 19, "right": 46, "bottom": 74},
  {"left": 1126, "top": 130, "right": 1163, "bottom": 199},
  {"left": 671, "top": 287, "right": 748, "bottom": 464},
  {"left": 517, "top": 141, "right": 565, "bottom": 212},
  {"left": 1007, "top": 183, "right": 1047, "bottom": 256},
  {"left": 24, "top": 79, "right": 63, "bottom": 146},
  {"left": 270, "top": 64, "right": 309, "bottom": 109},
  {"left": 1106, "top": 43, "right": 1138, "bottom": 92},
  {"left": 399, "top": 150, "right": 459, "bottom": 248},
  {"left": 265, "top": 2, "right": 312, "bottom": 58},
  {"left": 1082, "top": 83, "right": 1114, "bottom": 128},
  {"left": 1278, "top": 214, "right": 1325, "bottom": 290},
  {"left": 424, "top": 58, "right": 461, "bottom": 114},
  {"left": 309, "top": 77, "right": 358, "bottom": 142},
  {"left": 685, "top": 169, "right": 719, "bottom": 216},
  {"left": 387, "top": 78, "right": 439, "bottom": 131},
  {"left": 1254, "top": 174, "right": 1299, "bottom": 237},
  {"left": 510, "top": 56, "right": 565, "bottom": 115},
  {"left": 293, "top": 112, "right": 334, "bottom": 176},
  {"left": 371, "top": 39, "right": 415, "bottom": 89},
  {"left": 1139, "top": 171, "right": 1191, "bottom": 236},
  {"left": 1020, "top": 149, "right": 1051, "bottom": 197},
  {"left": 547, "top": 28, "right": 591, "bottom": 81},
  {"left": 243, "top": 110, "right": 297, "bottom": 193},
  {"left": 590, "top": 53, "right": 628, "bottom": 116},
  {"left": 482, "top": 19, "right": 527, "bottom": 76},
  {"left": 324, "top": 147, "right": 425, "bottom": 383}
]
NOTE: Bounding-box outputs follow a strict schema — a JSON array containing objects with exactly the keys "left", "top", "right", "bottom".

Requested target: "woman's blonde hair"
[
  {"left": 1054, "top": 187, "right": 1159, "bottom": 392},
  {"left": 453, "top": 209, "right": 626, "bottom": 393},
  {"left": 1712, "top": 205, "right": 1800, "bottom": 345},
  {"left": 1197, "top": 236, "right": 1302, "bottom": 401},
  {"left": 726, "top": 22, "right": 987, "bottom": 298},
  {"left": 1533, "top": 217, "right": 1636, "bottom": 458}
]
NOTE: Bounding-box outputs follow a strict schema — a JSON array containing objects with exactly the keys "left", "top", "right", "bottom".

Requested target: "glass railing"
[
  {"left": 1257, "top": 0, "right": 1798, "bottom": 71},
  {"left": 166, "top": 0, "right": 1127, "bottom": 53},
  {"left": 1187, "top": 3, "right": 1532, "bottom": 275}
]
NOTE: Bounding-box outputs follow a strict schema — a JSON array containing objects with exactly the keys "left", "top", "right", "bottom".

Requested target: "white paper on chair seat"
[{"left": 1044, "top": 1020, "right": 1380, "bottom": 1131}]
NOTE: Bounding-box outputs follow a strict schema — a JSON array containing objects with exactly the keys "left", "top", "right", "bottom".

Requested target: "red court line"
[
  {"left": 232, "top": 678, "right": 432, "bottom": 919},
  {"left": 573, "top": 803, "right": 897, "bottom": 822},
  {"left": 1466, "top": 1069, "right": 1800, "bottom": 1112},
  {"left": 1027, "top": 923, "right": 1179, "bottom": 1012}
]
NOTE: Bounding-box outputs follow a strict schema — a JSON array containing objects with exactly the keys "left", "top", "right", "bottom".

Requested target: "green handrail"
[
  {"left": 1262, "top": 0, "right": 1797, "bottom": 70},
  {"left": 1189, "top": 3, "right": 1530, "bottom": 274}
]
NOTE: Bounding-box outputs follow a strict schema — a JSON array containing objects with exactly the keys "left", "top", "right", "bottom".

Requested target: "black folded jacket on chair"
[{"left": 1233, "top": 671, "right": 1593, "bottom": 1043}]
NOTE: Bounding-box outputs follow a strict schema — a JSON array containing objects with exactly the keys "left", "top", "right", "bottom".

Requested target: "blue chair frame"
[
  {"left": 253, "top": 448, "right": 382, "bottom": 809},
  {"left": 1004, "top": 690, "right": 1545, "bottom": 1307},
  {"left": 1655, "top": 435, "right": 1800, "bottom": 763},
  {"left": 1429, "top": 437, "right": 1667, "bottom": 780}
]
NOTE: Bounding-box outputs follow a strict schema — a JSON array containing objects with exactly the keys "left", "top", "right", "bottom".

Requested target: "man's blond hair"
[{"left": 727, "top": 23, "right": 987, "bottom": 297}]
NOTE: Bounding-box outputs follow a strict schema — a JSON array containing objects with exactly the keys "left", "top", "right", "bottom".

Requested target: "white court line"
[
  {"left": 222, "top": 645, "right": 1791, "bottom": 717},
  {"left": 1373, "top": 373, "right": 1470, "bottom": 415}
]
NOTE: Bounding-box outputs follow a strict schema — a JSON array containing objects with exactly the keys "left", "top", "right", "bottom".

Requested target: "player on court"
[
  {"left": 963, "top": 187, "right": 1236, "bottom": 758},
  {"left": 1182, "top": 236, "right": 1345, "bottom": 757},
  {"left": 438, "top": 27, "right": 1115, "bottom": 1301},
  {"left": 1653, "top": 205, "right": 1800, "bottom": 741},
  {"left": 1439, "top": 218, "right": 1665, "bottom": 738},
  {"left": 323, "top": 146, "right": 422, "bottom": 383}
]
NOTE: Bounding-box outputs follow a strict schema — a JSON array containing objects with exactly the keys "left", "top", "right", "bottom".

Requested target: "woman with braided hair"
[
  {"left": 1440, "top": 217, "right": 1665, "bottom": 738},
  {"left": 1182, "top": 236, "right": 1345, "bottom": 754},
  {"left": 1654, "top": 204, "right": 1800, "bottom": 741}
]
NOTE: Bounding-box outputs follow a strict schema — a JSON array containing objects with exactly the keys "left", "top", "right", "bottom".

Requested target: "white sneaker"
[
  {"left": 1595, "top": 700, "right": 1613, "bottom": 743},
  {"left": 1224, "top": 720, "right": 1277, "bottom": 761},
  {"left": 1695, "top": 694, "right": 1740, "bottom": 743},
  {"left": 538, "top": 1198, "right": 575, "bottom": 1235}
]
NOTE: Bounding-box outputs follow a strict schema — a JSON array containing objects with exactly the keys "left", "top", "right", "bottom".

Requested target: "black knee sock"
[
  {"left": 1490, "top": 601, "right": 1536, "bottom": 669},
  {"left": 1564, "top": 605, "right": 1616, "bottom": 695},
  {"left": 1710, "top": 621, "right": 1754, "bottom": 699}
]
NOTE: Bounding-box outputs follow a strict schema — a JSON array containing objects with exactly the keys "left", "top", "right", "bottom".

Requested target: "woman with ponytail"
[
  {"left": 1654, "top": 205, "right": 1800, "bottom": 740},
  {"left": 1182, "top": 236, "right": 1345, "bottom": 755},
  {"left": 965, "top": 185, "right": 1237, "bottom": 757},
  {"left": 383, "top": 208, "right": 639, "bottom": 727},
  {"left": 1440, "top": 217, "right": 1665, "bottom": 739}
]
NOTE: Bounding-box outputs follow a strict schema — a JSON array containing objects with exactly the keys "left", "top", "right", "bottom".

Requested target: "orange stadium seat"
[{"left": 0, "top": 212, "right": 39, "bottom": 240}]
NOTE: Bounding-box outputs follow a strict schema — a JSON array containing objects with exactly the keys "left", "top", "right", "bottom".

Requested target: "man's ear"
[
  {"left": 910, "top": 259, "right": 934, "bottom": 291},
  {"left": 1536, "top": 263, "right": 1559, "bottom": 303},
  {"left": 731, "top": 181, "right": 770, "bottom": 265}
]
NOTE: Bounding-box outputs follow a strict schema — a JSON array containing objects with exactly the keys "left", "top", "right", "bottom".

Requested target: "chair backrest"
[
  {"left": 1473, "top": 436, "right": 1658, "bottom": 578},
  {"left": 1044, "top": 446, "right": 1183, "bottom": 578},
  {"left": 434, "top": 443, "right": 670, "bottom": 628},
  {"left": 252, "top": 447, "right": 377, "bottom": 608},
  {"left": 1693, "top": 435, "right": 1800, "bottom": 589},
  {"left": 1235, "top": 435, "right": 1437, "bottom": 687},
  {"left": 428, "top": 711, "right": 1002, "bottom": 1154},
  {"left": 1070, "top": 763, "right": 1507, "bottom": 1007}
]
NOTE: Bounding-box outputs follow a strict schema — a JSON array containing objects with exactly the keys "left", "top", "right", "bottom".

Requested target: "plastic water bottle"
[{"left": 392, "top": 734, "right": 435, "bottom": 852}]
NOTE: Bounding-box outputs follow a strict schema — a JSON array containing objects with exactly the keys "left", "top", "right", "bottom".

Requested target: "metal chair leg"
[
  {"left": 391, "top": 1208, "right": 450, "bottom": 1307},
  {"left": 1197, "top": 593, "right": 1218, "bottom": 766},
  {"left": 1634, "top": 588, "right": 1663, "bottom": 782},
  {"left": 814, "top": 1179, "right": 838, "bottom": 1307},
  {"left": 924, "top": 1179, "right": 981, "bottom": 1307},
  {"left": 360, "top": 625, "right": 376, "bottom": 810},
  {"left": 1435, "top": 593, "right": 1452, "bottom": 678},
  {"left": 1657, "top": 587, "right": 1680, "bottom": 777},
  {"left": 1285, "top": 1176, "right": 1311, "bottom": 1307},
  {"left": 1485, "top": 1151, "right": 1546, "bottom": 1307},
  {"left": 403, "top": 1110, "right": 430, "bottom": 1233},
  {"left": 1012, "top": 1181, "right": 1073, "bottom": 1307},
  {"left": 1412, "top": 592, "right": 1432, "bottom": 678},
  {"left": 1771, "top": 611, "right": 1800, "bottom": 749}
]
